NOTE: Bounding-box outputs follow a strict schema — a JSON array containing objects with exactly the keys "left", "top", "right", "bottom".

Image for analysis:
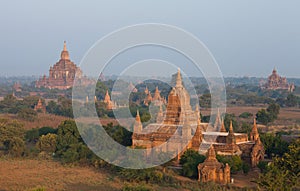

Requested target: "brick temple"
[
  {"left": 36, "top": 41, "right": 91, "bottom": 90},
  {"left": 132, "top": 69, "right": 265, "bottom": 184},
  {"left": 262, "top": 68, "right": 294, "bottom": 92}
]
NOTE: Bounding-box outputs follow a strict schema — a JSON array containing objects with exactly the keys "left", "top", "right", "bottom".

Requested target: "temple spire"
[
  {"left": 250, "top": 117, "right": 259, "bottom": 141},
  {"left": 63, "top": 41, "right": 67, "bottom": 51},
  {"left": 206, "top": 145, "right": 217, "bottom": 161},
  {"left": 176, "top": 68, "right": 183, "bottom": 88},
  {"left": 136, "top": 110, "right": 141, "bottom": 122},
  {"left": 220, "top": 117, "right": 226, "bottom": 132},
  {"left": 61, "top": 41, "right": 70, "bottom": 60},
  {"left": 133, "top": 110, "right": 143, "bottom": 133},
  {"left": 229, "top": 120, "right": 234, "bottom": 134}
]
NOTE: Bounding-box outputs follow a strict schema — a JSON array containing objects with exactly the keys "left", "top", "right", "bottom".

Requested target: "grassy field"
[
  {"left": 0, "top": 158, "right": 123, "bottom": 191},
  {"left": 0, "top": 113, "right": 69, "bottom": 130},
  {"left": 0, "top": 158, "right": 259, "bottom": 191}
]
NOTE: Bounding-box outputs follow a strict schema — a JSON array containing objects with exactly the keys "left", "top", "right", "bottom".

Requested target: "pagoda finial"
[
  {"left": 206, "top": 144, "right": 217, "bottom": 161},
  {"left": 63, "top": 41, "right": 67, "bottom": 51},
  {"left": 176, "top": 68, "right": 183, "bottom": 87},
  {"left": 61, "top": 41, "right": 70, "bottom": 60},
  {"left": 220, "top": 117, "right": 226, "bottom": 132},
  {"left": 229, "top": 120, "right": 234, "bottom": 134},
  {"left": 136, "top": 110, "right": 141, "bottom": 122}
]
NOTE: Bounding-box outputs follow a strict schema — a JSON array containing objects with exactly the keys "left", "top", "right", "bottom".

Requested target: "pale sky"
[{"left": 0, "top": 0, "right": 299, "bottom": 77}]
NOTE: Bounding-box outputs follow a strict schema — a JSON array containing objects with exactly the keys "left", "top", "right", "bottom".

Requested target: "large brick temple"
[
  {"left": 36, "top": 41, "right": 90, "bottom": 90},
  {"left": 262, "top": 68, "right": 294, "bottom": 92},
  {"left": 132, "top": 69, "right": 265, "bottom": 183}
]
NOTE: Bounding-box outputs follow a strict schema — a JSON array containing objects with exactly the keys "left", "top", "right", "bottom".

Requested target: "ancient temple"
[
  {"left": 143, "top": 86, "right": 166, "bottom": 106},
  {"left": 198, "top": 145, "right": 230, "bottom": 184},
  {"left": 103, "top": 90, "right": 116, "bottom": 110},
  {"left": 132, "top": 69, "right": 265, "bottom": 171},
  {"left": 201, "top": 118, "right": 265, "bottom": 167},
  {"left": 263, "top": 68, "right": 294, "bottom": 92},
  {"left": 36, "top": 41, "right": 90, "bottom": 90},
  {"left": 34, "top": 98, "right": 46, "bottom": 113},
  {"left": 132, "top": 69, "right": 201, "bottom": 158}
]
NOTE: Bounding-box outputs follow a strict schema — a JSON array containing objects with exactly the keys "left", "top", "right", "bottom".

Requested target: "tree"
[
  {"left": 256, "top": 109, "right": 272, "bottom": 125},
  {"left": 55, "top": 120, "right": 95, "bottom": 164},
  {"left": 256, "top": 103, "right": 280, "bottom": 125},
  {"left": 260, "top": 133, "right": 289, "bottom": 158},
  {"left": 286, "top": 94, "right": 299, "bottom": 107},
  {"left": 239, "top": 112, "right": 253, "bottom": 119},
  {"left": 180, "top": 149, "right": 206, "bottom": 178},
  {"left": 224, "top": 113, "right": 238, "bottom": 131},
  {"left": 103, "top": 123, "right": 133, "bottom": 146},
  {"left": 36, "top": 133, "right": 57, "bottom": 153},
  {"left": 217, "top": 155, "right": 243, "bottom": 174},
  {"left": 25, "top": 128, "right": 39, "bottom": 143},
  {"left": 38, "top": 126, "right": 57, "bottom": 136},
  {"left": 0, "top": 118, "right": 25, "bottom": 157},
  {"left": 17, "top": 108, "right": 37, "bottom": 122},
  {"left": 0, "top": 94, "right": 19, "bottom": 113},
  {"left": 255, "top": 139, "right": 300, "bottom": 190},
  {"left": 267, "top": 103, "right": 280, "bottom": 120}
]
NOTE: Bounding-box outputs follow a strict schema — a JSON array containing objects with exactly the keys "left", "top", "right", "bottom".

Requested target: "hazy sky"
[{"left": 0, "top": 0, "right": 299, "bottom": 77}]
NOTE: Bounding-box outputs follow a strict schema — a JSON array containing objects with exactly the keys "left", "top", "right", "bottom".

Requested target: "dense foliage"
[
  {"left": 256, "top": 139, "right": 300, "bottom": 190},
  {"left": 179, "top": 149, "right": 206, "bottom": 178}
]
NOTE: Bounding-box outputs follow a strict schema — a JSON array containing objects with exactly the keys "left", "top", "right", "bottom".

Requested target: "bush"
[
  {"left": 25, "top": 128, "right": 39, "bottom": 142},
  {"left": 180, "top": 149, "right": 206, "bottom": 178},
  {"left": 17, "top": 108, "right": 37, "bottom": 121},
  {"left": 239, "top": 112, "right": 253, "bottom": 119},
  {"left": 217, "top": 155, "right": 243, "bottom": 173},
  {"left": 36, "top": 133, "right": 57, "bottom": 153},
  {"left": 0, "top": 119, "right": 25, "bottom": 157},
  {"left": 257, "top": 161, "right": 268, "bottom": 173},
  {"left": 242, "top": 162, "right": 250, "bottom": 174},
  {"left": 38, "top": 126, "right": 57, "bottom": 136}
]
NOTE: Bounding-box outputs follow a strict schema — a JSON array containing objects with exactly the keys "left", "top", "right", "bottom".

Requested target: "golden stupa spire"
[
  {"left": 220, "top": 117, "right": 226, "bottom": 132},
  {"left": 61, "top": 41, "right": 70, "bottom": 60},
  {"left": 63, "top": 41, "right": 67, "bottom": 51},
  {"left": 176, "top": 68, "right": 183, "bottom": 87},
  {"left": 135, "top": 110, "right": 141, "bottom": 122},
  {"left": 229, "top": 120, "right": 234, "bottom": 134}
]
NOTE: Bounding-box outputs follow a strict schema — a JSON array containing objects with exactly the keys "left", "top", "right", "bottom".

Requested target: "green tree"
[
  {"left": 256, "top": 139, "right": 300, "bottom": 190},
  {"left": 180, "top": 149, "right": 206, "bottom": 178},
  {"left": 217, "top": 155, "right": 243, "bottom": 173},
  {"left": 25, "top": 128, "right": 39, "bottom": 142},
  {"left": 103, "top": 123, "right": 133, "bottom": 146},
  {"left": 286, "top": 94, "right": 299, "bottom": 107},
  {"left": 0, "top": 94, "right": 19, "bottom": 113},
  {"left": 260, "top": 133, "right": 289, "bottom": 158},
  {"left": 38, "top": 126, "right": 57, "bottom": 136},
  {"left": 17, "top": 108, "right": 37, "bottom": 122},
  {"left": 0, "top": 118, "right": 25, "bottom": 157},
  {"left": 256, "top": 109, "right": 272, "bottom": 125},
  {"left": 267, "top": 103, "right": 280, "bottom": 120},
  {"left": 224, "top": 113, "right": 238, "bottom": 131},
  {"left": 239, "top": 112, "right": 253, "bottom": 119},
  {"left": 36, "top": 133, "right": 57, "bottom": 153},
  {"left": 55, "top": 120, "right": 95, "bottom": 164}
]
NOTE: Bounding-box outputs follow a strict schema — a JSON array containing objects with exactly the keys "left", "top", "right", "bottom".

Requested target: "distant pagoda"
[
  {"left": 262, "top": 68, "right": 294, "bottom": 92},
  {"left": 36, "top": 41, "right": 90, "bottom": 90}
]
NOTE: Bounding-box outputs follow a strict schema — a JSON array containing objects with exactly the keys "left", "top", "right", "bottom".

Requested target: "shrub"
[{"left": 180, "top": 149, "right": 206, "bottom": 178}]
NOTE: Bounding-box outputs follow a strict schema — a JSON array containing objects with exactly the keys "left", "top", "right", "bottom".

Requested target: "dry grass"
[
  {"left": 0, "top": 158, "right": 122, "bottom": 191},
  {"left": 0, "top": 113, "right": 69, "bottom": 130},
  {"left": 0, "top": 158, "right": 262, "bottom": 191}
]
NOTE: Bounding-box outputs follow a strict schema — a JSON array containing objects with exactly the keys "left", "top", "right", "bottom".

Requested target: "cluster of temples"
[
  {"left": 132, "top": 69, "right": 265, "bottom": 184},
  {"left": 262, "top": 68, "right": 294, "bottom": 92},
  {"left": 35, "top": 41, "right": 91, "bottom": 90},
  {"left": 143, "top": 86, "right": 167, "bottom": 106}
]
